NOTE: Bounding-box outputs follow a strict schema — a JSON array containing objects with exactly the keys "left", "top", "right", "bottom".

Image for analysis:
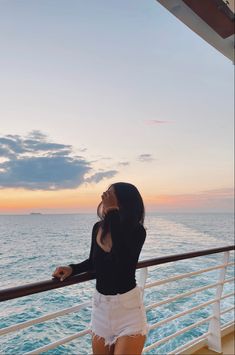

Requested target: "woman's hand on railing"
[{"left": 52, "top": 266, "right": 73, "bottom": 281}]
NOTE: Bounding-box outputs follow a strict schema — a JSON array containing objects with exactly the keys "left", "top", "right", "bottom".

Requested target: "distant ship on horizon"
[{"left": 30, "top": 212, "right": 42, "bottom": 215}]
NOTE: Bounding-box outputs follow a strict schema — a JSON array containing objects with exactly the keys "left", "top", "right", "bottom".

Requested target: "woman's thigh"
[
  {"left": 92, "top": 333, "right": 115, "bottom": 355},
  {"left": 114, "top": 334, "right": 146, "bottom": 355}
]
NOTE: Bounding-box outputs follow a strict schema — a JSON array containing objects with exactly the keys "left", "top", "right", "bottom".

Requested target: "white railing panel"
[
  {"left": 0, "top": 301, "right": 91, "bottom": 336},
  {"left": 0, "top": 249, "right": 233, "bottom": 355},
  {"left": 144, "top": 316, "right": 212, "bottom": 349},
  {"left": 144, "top": 261, "right": 234, "bottom": 289},
  {"left": 221, "top": 306, "right": 235, "bottom": 315},
  {"left": 207, "top": 251, "right": 229, "bottom": 353},
  {"left": 148, "top": 297, "right": 220, "bottom": 330},
  {"left": 221, "top": 291, "right": 235, "bottom": 300},
  {"left": 167, "top": 332, "right": 210, "bottom": 355},
  {"left": 224, "top": 276, "right": 235, "bottom": 284},
  {"left": 145, "top": 281, "right": 220, "bottom": 311},
  {"left": 24, "top": 328, "right": 90, "bottom": 355}
]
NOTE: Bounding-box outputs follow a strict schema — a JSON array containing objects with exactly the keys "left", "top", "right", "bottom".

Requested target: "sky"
[{"left": 0, "top": 0, "right": 234, "bottom": 214}]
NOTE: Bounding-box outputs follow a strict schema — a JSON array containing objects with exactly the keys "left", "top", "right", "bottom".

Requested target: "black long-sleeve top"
[{"left": 69, "top": 209, "right": 146, "bottom": 295}]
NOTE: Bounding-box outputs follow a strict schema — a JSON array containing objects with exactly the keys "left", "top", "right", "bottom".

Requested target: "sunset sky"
[{"left": 0, "top": 0, "right": 234, "bottom": 214}]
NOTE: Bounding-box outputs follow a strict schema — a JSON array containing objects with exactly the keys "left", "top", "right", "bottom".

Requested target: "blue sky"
[{"left": 0, "top": 0, "right": 234, "bottom": 213}]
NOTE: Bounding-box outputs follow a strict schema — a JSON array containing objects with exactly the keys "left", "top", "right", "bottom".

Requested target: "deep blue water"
[{"left": 0, "top": 213, "right": 234, "bottom": 354}]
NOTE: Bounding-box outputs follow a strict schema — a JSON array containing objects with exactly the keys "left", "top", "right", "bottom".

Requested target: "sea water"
[{"left": 0, "top": 213, "right": 234, "bottom": 354}]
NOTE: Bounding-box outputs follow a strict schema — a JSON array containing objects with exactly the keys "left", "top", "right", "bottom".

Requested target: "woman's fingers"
[
  {"left": 52, "top": 266, "right": 72, "bottom": 281},
  {"left": 102, "top": 190, "right": 113, "bottom": 202},
  {"left": 52, "top": 267, "right": 59, "bottom": 277},
  {"left": 60, "top": 273, "right": 66, "bottom": 281},
  {"left": 52, "top": 267, "right": 66, "bottom": 280},
  {"left": 101, "top": 190, "right": 119, "bottom": 213}
]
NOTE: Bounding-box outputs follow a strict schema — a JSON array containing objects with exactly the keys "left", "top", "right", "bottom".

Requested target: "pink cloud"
[
  {"left": 144, "top": 119, "right": 173, "bottom": 125},
  {"left": 146, "top": 188, "right": 234, "bottom": 212}
]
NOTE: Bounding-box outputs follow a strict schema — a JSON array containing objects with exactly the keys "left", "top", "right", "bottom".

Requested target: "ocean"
[{"left": 0, "top": 213, "right": 234, "bottom": 354}]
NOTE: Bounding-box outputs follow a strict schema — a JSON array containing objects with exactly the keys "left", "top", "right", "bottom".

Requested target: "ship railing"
[{"left": 0, "top": 245, "right": 234, "bottom": 355}]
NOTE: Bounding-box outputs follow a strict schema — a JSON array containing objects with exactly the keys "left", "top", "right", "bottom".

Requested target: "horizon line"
[{"left": 0, "top": 211, "right": 234, "bottom": 216}]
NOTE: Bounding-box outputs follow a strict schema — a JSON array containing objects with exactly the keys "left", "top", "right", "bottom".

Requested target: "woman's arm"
[{"left": 68, "top": 222, "right": 98, "bottom": 276}]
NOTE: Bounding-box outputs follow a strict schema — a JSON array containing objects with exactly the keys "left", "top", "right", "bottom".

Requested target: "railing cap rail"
[{"left": 1, "top": 245, "right": 234, "bottom": 302}]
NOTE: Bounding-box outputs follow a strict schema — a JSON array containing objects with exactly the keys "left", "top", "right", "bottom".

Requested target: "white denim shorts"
[{"left": 89, "top": 285, "right": 149, "bottom": 349}]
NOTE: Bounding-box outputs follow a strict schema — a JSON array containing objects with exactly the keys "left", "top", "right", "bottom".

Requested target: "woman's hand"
[
  {"left": 52, "top": 265, "right": 73, "bottom": 281},
  {"left": 101, "top": 190, "right": 119, "bottom": 215}
]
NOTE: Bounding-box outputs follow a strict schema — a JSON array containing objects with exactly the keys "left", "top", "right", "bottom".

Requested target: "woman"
[{"left": 52, "top": 182, "right": 149, "bottom": 355}]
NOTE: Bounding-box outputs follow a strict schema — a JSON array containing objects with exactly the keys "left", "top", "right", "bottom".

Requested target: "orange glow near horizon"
[
  {"left": 0, "top": 187, "right": 233, "bottom": 214},
  {"left": 0, "top": 188, "right": 100, "bottom": 212}
]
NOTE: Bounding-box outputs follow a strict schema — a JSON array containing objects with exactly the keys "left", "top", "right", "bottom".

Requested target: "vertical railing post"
[
  {"left": 207, "top": 251, "right": 230, "bottom": 353},
  {"left": 138, "top": 267, "right": 148, "bottom": 299}
]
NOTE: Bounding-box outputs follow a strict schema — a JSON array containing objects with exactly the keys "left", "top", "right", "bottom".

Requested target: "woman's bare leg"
[
  {"left": 92, "top": 333, "right": 115, "bottom": 355},
  {"left": 114, "top": 334, "right": 146, "bottom": 355}
]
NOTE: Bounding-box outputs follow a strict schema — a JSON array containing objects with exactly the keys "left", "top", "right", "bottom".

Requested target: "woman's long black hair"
[{"left": 96, "top": 182, "right": 145, "bottom": 245}]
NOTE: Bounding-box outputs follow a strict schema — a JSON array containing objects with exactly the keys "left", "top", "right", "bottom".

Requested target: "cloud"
[
  {"left": 0, "top": 131, "right": 72, "bottom": 158},
  {"left": 138, "top": 154, "right": 154, "bottom": 162},
  {"left": 201, "top": 188, "right": 234, "bottom": 197},
  {"left": 144, "top": 120, "right": 172, "bottom": 125},
  {"left": 27, "top": 130, "right": 48, "bottom": 140},
  {"left": 118, "top": 161, "right": 130, "bottom": 166},
  {"left": 0, "top": 145, "right": 13, "bottom": 158},
  {"left": 85, "top": 170, "right": 118, "bottom": 183},
  {"left": 0, "top": 131, "right": 118, "bottom": 190},
  {"left": 92, "top": 155, "right": 112, "bottom": 161},
  {"left": 0, "top": 137, "right": 25, "bottom": 157}
]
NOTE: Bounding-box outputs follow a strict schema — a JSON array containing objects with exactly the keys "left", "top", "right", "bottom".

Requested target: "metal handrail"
[
  {"left": 0, "top": 245, "right": 234, "bottom": 302},
  {"left": 1, "top": 272, "right": 234, "bottom": 337}
]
